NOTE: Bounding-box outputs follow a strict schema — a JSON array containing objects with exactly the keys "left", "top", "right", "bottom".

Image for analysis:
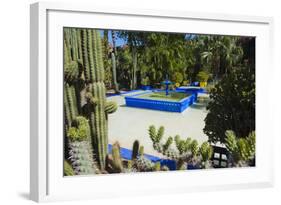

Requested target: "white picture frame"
[{"left": 30, "top": 2, "right": 274, "bottom": 202}]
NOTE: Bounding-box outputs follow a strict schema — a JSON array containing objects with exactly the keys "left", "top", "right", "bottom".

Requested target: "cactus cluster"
[
  {"left": 64, "top": 28, "right": 118, "bottom": 175},
  {"left": 225, "top": 130, "right": 255, "bottom": 166},
  {"left": 133, "top": 146, "right": 155, "bottom": 172},
  {"left": 106, "top": 142, "right": 124, "bottom": 173},
  {"left": 148, "top": 125, "right": 213, "bottom": 169},
  {"left": 105, "top": 140, "right": 167, "bottom": 173}
]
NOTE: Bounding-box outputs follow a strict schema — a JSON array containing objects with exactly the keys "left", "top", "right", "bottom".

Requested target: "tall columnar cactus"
[
  {"left": 131, "top": 140, "right": 140, "bottom": 160},
  {"left": 111, "top": 142, "right": 123, "bottom": 173},
  {"left": 80, "top": 29, "right": 117, "bottom": 170},
  {"left": 64, "top": 28, "right": 117, "bottom": 174}
]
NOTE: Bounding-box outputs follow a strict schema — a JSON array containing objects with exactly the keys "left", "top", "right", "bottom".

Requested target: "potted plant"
[
  {"left": 196, "top": 71, "right": 209, "bottom": 87},
  {"left": 141, "top": 76, "right": 151, "bottom": 90}
]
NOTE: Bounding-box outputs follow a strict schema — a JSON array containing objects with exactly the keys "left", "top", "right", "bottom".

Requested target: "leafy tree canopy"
[{"left": 204, "top": 63, "right": 255, "bottom": 143}]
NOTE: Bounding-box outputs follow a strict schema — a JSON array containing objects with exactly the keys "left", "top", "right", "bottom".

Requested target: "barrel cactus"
[{"left": 66, "top": 116, "right": 98, "bottom": 175}]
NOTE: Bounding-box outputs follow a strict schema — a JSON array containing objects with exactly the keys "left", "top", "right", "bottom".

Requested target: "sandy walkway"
[{"left": 107, "top": 91, "right": 209, "bottom": 156}]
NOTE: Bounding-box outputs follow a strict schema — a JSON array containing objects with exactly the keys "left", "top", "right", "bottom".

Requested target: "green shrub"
[
  {"left": 172, "top": 72, "right": 184, "bottom": 84},
  {"left": 141, "top": 76, "right": 150, "bottom": 86},
  {"left": 196, "top": 71, "right": 209, "bottom": 82},
  {"left": 204, "top": 65, "right": 255, "bottom": 143}
]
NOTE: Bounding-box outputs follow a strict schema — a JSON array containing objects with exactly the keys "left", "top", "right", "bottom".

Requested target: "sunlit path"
[{"left": 108, "top": 92, "right": 209, "bottom": 156}]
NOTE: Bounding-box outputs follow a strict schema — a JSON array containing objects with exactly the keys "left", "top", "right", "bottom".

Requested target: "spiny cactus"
[
  {"left": 132, "top": 140, "right": 140, "bottom": 160},
  {"left": 200, "top": 141, "right": 213, "bottom": 162},
  {"left": 149, "top": 125, "right": 164, "bottom": 144},
  {"left": 79, "top": 29, "right": 117, "bottom": 170},
  {"left": 134, "top": 146, "right": 154, "bottom": 172},
  {"left": 161, "top": 166, "right": 170, "bottom": 171},
  {"left": 190, "top": 140, "right": 199, "bottom": 157},
  {"left": 105, "top": 101, "right": 118, "bottom": 114},
  {"left": 225, "top": 130, "right": 256, "bottom": 166},
  {"left": 64, "top": 84, "right": 79, "bottom": 127},
  {"left": 64, "top": 160, "right": 75, "bottom": 176},
  {"left": 148, "top": 125, "right": 212, "bottom": 169},
  {"left": 111, "top": 142, "right": 123, "bottom": 173},
  {"left": 154, "top": 162, "right": 161, "bottom": 171},
  {"left": 174, "top": 135, "right": 191, "bottom": 155},
  {"left": 64, "top": 28, "right": 119, "bottom": 174},
  {"left": 68, "top": 140, "right": 98, "bottom": 175},
  {"left": 66, "top": 116, "right": 98, "bottom": 175},
  {"left": 111, "top": 52, "right": 119, "bottom": 93},
  {"left": 149, "top": 125, "right": 176, "bottom": 157}
]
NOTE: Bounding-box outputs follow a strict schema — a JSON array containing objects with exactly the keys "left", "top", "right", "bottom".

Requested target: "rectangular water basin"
[{"left": 125, "top": 91, "right": 196, "bottom": 112}]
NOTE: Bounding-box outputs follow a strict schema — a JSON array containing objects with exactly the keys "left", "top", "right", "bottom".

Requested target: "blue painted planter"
[
  {"left": 141, "top": 85, "right": 152, "bottom": 90},
  {"left": 108, "top": 144, "right": 177, "bottom": 171},
  {"left": 125, "top": 91, "right": 196, "bottom": 113}
]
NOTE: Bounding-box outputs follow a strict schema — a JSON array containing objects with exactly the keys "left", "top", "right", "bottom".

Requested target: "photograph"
[{"left": 63, "top": 27, "right": 255, "bottom": 176}]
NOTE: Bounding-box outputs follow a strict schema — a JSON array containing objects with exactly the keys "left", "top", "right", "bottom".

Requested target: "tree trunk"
[
  {"left": 111, "top": 52, "right": 119, "bottom": 93},
  {"left": 132, "top": 49, "right": 137, "bottom": 90}
]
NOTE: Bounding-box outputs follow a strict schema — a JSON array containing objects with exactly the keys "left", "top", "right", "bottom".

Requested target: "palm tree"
[
  {"left": 201, "top": 35, "right": 223, "bottom": 83},
  {"left": 118, "top": 31, "right": 146, "bottom": 90},
  {"left": 143, "top": 33, "right": 187, "bottom": 84},
  {"left": 221, "top": 36, "right": 243, "bottom": 75},
  {"left": 201, "top": 35, "right": 244, "bottom": 82}
]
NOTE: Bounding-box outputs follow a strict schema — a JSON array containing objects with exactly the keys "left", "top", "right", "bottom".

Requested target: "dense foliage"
[
  {"left": 101, "top": 31, "right": 253, "bottom": 90},
  {"left": 204, "top": 64, "right": 255, "bottom": 143}
]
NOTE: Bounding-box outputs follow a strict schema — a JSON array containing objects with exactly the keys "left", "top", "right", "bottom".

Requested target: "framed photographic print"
[{"left": 30, "top": 2, "right": 274, "bottom": 202}]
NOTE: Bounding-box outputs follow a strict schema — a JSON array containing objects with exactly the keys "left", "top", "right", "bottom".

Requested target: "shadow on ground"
[
  {"left": 191, "top": 103, "right": 208, "bottom": 110},
  {"left": 18, "top": 192, "right": 29, "bottom": 200}
]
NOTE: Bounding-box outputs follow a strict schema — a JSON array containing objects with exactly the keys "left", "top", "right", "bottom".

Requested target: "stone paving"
[{"left": 107, "top": 90, "right": 209, "bottom": 157}]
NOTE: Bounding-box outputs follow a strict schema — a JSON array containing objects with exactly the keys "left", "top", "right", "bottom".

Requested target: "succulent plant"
[
  {"left": 148, "top": 125, "right": 213, "bottom": 169},
  {"left": 200, "top": 141, "right": 213, "bottom": 162},
  {"left": 225, "top": 130, "right": 256, "bottom": 166},
  {"left": 67, "top": 140, "right": 98, "bottom": 175},
  {"left": 154, "top": 162, "right": 161, "bottom": 171},
  {"left": 111, "top": 142, "right": 124, "bottom": 173},
  {"left": 132, "top": 140, "right": 140, "bottom": 160},
  {"left": 134, "top": 146, "right": 154, "bottom": 172},
  {"left": 105, "top": 101, "right": 118, "bottom": 114},
  {"left": 64, "top": 160, "right": 75, "bottom": 176}
]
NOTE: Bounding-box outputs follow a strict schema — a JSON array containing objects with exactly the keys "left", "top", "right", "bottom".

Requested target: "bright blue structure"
[
  {"left": 108, "top": 144, "right": 177, "bottom": 170},
  {"left": 162, "top": 78, "right": 172, "bottom": 96},
  {"left": 125, "top": 91, "right": 196, "bottom": 113}
]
